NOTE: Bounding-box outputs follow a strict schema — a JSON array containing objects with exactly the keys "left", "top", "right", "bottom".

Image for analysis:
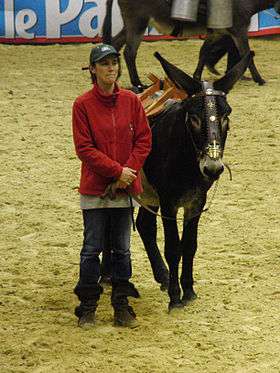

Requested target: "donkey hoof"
[
  {"left": 160, "top": 279, "right": 169, "bottom": 292},
  {"left": 160, "top": 283, "right": 168, "bottom": 292},
  {"left": 168, "top": 301, "right": 184, "bottom": 313},
  {"left": 181, "top": 291, "right": 197, "bottom": 306},
  {"left": 99, "top": 275, "right": 112, "bottom": 286}
]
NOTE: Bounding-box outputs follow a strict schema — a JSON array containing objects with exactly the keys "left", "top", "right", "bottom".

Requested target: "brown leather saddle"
[{"left": 138, "top": 73, "right": 187, "bottom": 118}]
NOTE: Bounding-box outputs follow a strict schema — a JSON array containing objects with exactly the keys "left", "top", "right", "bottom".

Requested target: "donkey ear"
[
  {"left": 213, "top": 52, "right": 252, "bottom": 94},
  {"left": 154, "top": 52, "right": 201, "bottom": 96}
]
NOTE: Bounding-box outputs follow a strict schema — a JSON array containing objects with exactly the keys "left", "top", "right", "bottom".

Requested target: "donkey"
[
  {"left": 136, "top": 52, "right": 251, "bottom": 310},
  {"left": 102, "top": 0, "right": 278, "bottom": 90},
  {"left": 101, "top": 52, "right": 251, "bottom": 310}
]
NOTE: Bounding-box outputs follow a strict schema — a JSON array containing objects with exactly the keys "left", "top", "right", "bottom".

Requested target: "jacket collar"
[{"left": 92, "top": 83, "right": 120, "bottom": 107}]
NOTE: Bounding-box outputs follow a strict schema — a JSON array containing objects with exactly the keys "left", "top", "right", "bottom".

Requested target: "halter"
[{"left": 185, "top": 81, "right": 227, "bottom": 161}]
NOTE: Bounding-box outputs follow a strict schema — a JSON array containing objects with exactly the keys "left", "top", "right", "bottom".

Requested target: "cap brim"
[{"left": 83, "top": 51, "right": 120, "bottom": 70}]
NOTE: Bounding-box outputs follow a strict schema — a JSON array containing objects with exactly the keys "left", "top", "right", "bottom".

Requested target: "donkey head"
[{"left": 154, "top": 51, "right": 251, "bottom": 181}]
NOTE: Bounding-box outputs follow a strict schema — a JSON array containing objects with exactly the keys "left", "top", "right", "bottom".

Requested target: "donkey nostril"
[{"left": 203, "top": 166, "right": 211, "bottom": 177}]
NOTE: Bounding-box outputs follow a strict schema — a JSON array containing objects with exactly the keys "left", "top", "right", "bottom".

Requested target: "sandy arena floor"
[{"left": 0, "top": 38, "right": 279, "bottom": 372}]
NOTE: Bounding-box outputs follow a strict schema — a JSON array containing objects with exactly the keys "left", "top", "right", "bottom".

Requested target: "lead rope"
[
  {"left": 128, "top": 180, "right": 218, "bottom": 223},
  {"left": 127, "top": 161, "right": 233, "bottom": 224},
  {"left": 129, "top": 194, "right": 136, "bottom": 231}
]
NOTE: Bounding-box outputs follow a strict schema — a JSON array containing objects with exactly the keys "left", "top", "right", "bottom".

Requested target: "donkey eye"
[
  {"left": 189, "top": 114, "right": 201, "bottom": 132},
  {"left": 221, "top": 116, "right": 230, "bottom": 131}
]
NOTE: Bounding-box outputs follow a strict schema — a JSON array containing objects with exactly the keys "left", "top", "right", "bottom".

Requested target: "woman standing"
[{"left": 72, "top": 44, "right": 151, "bottom": 328}]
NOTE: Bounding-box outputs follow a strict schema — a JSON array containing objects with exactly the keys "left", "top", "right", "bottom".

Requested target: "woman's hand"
[{"left": 117, "top": 167, "right": 137, "bottom": 188}]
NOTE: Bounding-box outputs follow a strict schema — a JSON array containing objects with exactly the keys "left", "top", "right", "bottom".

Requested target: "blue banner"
[
  {"left": 0, "top": 1, "right": 279, "bottom": 43},
  {"left": 259, "top": 9, "right": 280, "bottom": 29},
  {"left": 0, "top": 0, "right": 100, "bottom": 41}
]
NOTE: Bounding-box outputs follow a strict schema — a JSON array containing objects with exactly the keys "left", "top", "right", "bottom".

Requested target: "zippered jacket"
[{"left": 72, "top": 83, "right": 152, "bottom": 196}]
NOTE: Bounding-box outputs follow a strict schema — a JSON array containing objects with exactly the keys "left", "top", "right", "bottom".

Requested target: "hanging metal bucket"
[
  {"left": 171, "top": 0, "right": 200, "bottom": 22},
  {"left": 207, "top": 0, "right": 233, "bottom": 29}
]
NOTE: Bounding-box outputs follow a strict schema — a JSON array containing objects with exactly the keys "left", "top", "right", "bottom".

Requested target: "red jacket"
[{"left": 72, "top": 84, "right": 151, "bottom": 196}]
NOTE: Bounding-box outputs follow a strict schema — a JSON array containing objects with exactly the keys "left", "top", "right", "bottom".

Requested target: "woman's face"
[{"left": 91, "top": 55, "right": 119, "bottom": 87}]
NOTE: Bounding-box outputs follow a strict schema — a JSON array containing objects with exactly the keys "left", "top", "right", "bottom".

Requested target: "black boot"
[
  {"left": 111, "top": 281, "right": 140, "bottom": 328},
  {"left": 74, "top": 283, "right": 103, "bottom": 327}
]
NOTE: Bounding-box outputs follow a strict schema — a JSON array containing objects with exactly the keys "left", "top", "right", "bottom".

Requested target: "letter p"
[{"left": 46, "top": 0, "right": 83, "bottom": 38}]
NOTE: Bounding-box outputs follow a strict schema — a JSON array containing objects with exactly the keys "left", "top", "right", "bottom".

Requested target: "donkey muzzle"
[{"left": 200, "top": 156, "right": 224, "bottom": 180}]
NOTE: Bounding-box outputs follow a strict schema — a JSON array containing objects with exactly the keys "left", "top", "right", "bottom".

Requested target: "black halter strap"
[{"left": 191, "top": 82, "right": 226, "bottom": 160}]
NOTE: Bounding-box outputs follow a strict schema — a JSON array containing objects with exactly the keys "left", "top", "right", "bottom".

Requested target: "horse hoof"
[
  {"left": 258, "top": 79, "right": 266, "bottom": 86},
  {"left": 130, "top": 85, "right": 147, "bottom": 94},
  {"left": 168, "top": 301, "right": 184, "bottom": 313},
  {"left": 181, "top": 291, "right": 197, "bottom": 306}
]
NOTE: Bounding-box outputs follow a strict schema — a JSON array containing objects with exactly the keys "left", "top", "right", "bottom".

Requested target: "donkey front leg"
[
  {"left": 161, "top": 206, "right": 183, "bottom": 311},
  {"left": 180, "top": 215, "right": 200, "bottom": 305}
]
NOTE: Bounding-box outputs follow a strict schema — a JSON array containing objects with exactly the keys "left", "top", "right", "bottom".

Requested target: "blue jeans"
[{"left": 78, "top": 208, "right": 132, "bottom": 287}]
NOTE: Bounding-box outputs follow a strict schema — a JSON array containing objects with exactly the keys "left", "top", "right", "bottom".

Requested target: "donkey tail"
[{"left": 102, "top": 0, "right": 114, "bottom": 44}]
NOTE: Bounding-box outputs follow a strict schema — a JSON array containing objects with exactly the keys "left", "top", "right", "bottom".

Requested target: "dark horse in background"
[
  {"left": 102, "top": 0, "right": 280, "bottom": 90},
  {"left": 194, "top": 3, "right": 280, "bottom": 81},
  {"left": 101, "top": 52, "right": 251, "bottom": 310}
]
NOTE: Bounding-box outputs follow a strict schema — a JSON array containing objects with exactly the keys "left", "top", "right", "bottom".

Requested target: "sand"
[{"left": 0, "top": 38, "right": 279, "bottom": 372}]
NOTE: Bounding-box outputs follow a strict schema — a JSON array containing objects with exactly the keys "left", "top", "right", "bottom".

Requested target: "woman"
[{"left": 72, "top": 44, "right": 151, "bottom": 328}]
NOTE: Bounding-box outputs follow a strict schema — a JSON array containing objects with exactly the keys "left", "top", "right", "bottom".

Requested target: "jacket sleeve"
[
  {"left": 72, "top": 100, "right": 123, "bottom": 178},
  {"left": 124, "top": 96, "right": 152, "bottom": 171}
]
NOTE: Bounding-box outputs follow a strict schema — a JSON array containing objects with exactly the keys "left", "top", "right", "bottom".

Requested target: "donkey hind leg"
[
  {"left": 161, "top": 205, "right": 183, "bottom": 311},
  {"left": 232, "top": 32, "right": 265, "bottom": 85},
  {"left": 136, "top": 207, "right": 169, "bottom": 291},
  {"left": 180, "top": 215, "right": 200, "bottom": 306},
  {"left": 123, "top": 17, "right": 149, "bottom": 90}
]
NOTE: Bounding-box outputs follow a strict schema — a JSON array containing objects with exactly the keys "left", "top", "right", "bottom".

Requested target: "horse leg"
[
  {"left": 180, "top": 216, "right": 200, "bottom": 306},
  {"left": 225, "top": 36, "right": 241, "bottom": 73},
  {"left": 193, "top": 39, "right": 209, "bottom": 80},
  {"left": 111, "top": 27, "right": 127, "bottom": 51},
  {"left": 193, "top": 36, "right": 224, "bottom": 80},
  {"left": 231, "top": 31, "right": 265, "bottom": 85},
  {"left": 136, "top": 207, "right": 169, "bottom": 291},
  {"left": 160, "top": 204, "right": 182, "bottom": 311},
  {"left": 123, "top": 16, "right": 149, "bottom": 90}
]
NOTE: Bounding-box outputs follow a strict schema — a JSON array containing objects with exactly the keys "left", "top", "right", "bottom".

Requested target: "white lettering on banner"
[
  {"left": 79, "top": 0, "right": 98, "bottom": 37},
  {"left": 45, "top": 0, "right": 84, "bottom": 38},
  {"left": 16, "top": 9, "right": 37, "bottom": 38},
  {"left": 4, "top": 0, "right": 15, "bottom": 38},
  {"left": 1, "top": 0, "right": 120, "bottom": 40}
]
